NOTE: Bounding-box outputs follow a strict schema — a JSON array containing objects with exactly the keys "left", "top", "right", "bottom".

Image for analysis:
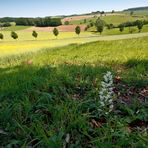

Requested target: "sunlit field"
[
  {"left": 1, "top": 30, "right": 148, "bottom": 57},
  {"left": 69, "top": 14, "right": 148, "bottom": 25},
  {"left": 0, "top": 1, "right": 148, "bottom": 147},
  {"left": 0, "top": 37, "right": 148, "bottom": 147}
]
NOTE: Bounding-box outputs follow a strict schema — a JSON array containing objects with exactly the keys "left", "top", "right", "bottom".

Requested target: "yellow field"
[{"left": 0, "top": 31, "right": 148, "bottom": 57}]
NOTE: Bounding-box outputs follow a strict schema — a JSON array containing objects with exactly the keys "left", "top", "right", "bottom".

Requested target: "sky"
[{"left": 0, "top": 0, "right": 147, "bottom": 17}]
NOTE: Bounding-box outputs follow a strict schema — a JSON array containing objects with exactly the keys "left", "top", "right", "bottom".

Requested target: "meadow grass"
[
  {"left": 0, "top": 31, "right": 94, "bottom": 41},
  {"left": 102, "top": 15, "right": 147, "bottom": 25},
  {"left": 70, "top": 14, "right": 147, "bottom": 25},
  {"left": 124, "top": 10, "right": 148, "bottom": 16},
  {"left": 1, "top": 26, "right": 31, "bottom": 31},
  {"left": 0, "top": 30, "right": 148, "bottom": 57},
  {"left": 0, "top": 37, "right": 148, "bottom": 147}
]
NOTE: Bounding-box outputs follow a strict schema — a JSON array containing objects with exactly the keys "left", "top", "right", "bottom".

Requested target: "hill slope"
[{"left": 0, "top": 37, "right": 148, "bottom": 147}]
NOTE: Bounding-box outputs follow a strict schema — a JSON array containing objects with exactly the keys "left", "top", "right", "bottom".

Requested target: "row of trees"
[
  {"left": 0, "top": 17, "right": 62, "bottom": 27},
  {"left": 119, "top": 20, "right": 148, "bottom": 28},
  {"left": 0, "top": 32, "right": 18, "bottom": 40},
  {"left": 87, "top": 18, "right": 147, "bottom": 34},
  {"left": 0, "top": 22, "right": 11, "bottom": 28},
  {"left": 118, "top": 20, "right": 147, "bottom": 33},
  {"left": 15, "top": 17, "right": 62, "bottom": 27},
  {"left": 0, "top": 26, "right": 81, "bottom": 40}
]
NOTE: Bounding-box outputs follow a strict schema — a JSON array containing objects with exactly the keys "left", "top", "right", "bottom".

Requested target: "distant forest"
[
  {"left": 124, "top": 6, "right": 148, "bottom": 11},
  {"left": 0, "top": 17, "right": 62, "bottom": 27}
]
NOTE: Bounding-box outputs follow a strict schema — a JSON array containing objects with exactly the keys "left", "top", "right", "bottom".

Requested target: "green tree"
[
  {"left": 106, "top": 24, "right": 114, "bottom": 30},
  {"left": 11, "top": 31, "right": 18, "bottom": 40},
  {"left": 95, "top": 18, "right": 105, "bottom": 34},
  {"left": 112, "top": 10, "right": 115, "bottom": 13},
  {"left": 32, "top": 30, "right": 38, "bottom": 39},
  {"left": 84, "top": 19, "right": 87, "bottom": 23},
  {"left": 136, "top": 20, "right": 143, "bottom": 32},
  {"left": 119, "top": 25, "right": 124, "bottom": 32},
  {"left": 75, "top": 26, "right": 81, "bottom": 36},
  {"left": 100, "top": 11, "right": 105, "bottom": 16},
  {"left": 0, "top": 33, "right": 4, "bottom": 40},
  {"left": 64, "top": 21, "right": 69, "bottom": 25},
  {"left": 53, "top": 28, "right": 59, "bottom": 38},
  {"left": 130, "top": 11, "right": 134, "bottom": 16}
]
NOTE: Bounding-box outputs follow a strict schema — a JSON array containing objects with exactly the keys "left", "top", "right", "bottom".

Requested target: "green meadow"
[
  {"left": 70, "top": 14, "right": 148, "bottom": 25},
  {"left": 0, "top": 25, "right": 148, "bottom": 57},
  {"left": 0, "top": 5, "right": 148, "bottom": 147},
  {"left": 0, "top": 36, "right": 148, "bottom": 147}
]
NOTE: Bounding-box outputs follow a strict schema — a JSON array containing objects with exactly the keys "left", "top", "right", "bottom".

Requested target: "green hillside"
[
  {"left": 123, "top": 6, "right": 148, "bottom": 16},
  {"left": 0, "top": 37, "right": 148, "bottom": 147}
]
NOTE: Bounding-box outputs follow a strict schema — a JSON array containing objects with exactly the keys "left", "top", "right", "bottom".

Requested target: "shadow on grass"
[
  {"left": 0, "top": 59, "right": 147, "bottom": 101},
  {"left": 0, "top": 59, "right": 147, "bottom": 147},
  {"left": 0, "top": 64, "right": 109, "bottom": 101},
  {"left": 122, "top": 59, "right": 148, "bottom": 87}
]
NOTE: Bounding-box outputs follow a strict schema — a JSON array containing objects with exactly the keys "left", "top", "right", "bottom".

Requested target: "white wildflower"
[{"left": 98, "top": 71, "right": 115, "bottom": 114}]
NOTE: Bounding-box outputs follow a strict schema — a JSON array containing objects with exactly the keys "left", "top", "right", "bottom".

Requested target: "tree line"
[
  {"left": 0, "top": 22, "right": 11, "bottom": 28},
  {"left": 0, "top": 26, "right": 81, "bottom": 40},
  {"left": 85, "top": 18, "right": 148, "bottom": 34},
  {"left": 0, "top": 17, "right": 62, "bottom": 27}
]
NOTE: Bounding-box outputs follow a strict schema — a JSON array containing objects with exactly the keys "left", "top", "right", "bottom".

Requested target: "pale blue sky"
[{"left": 0, "top": 0, "right": 147, "bottom": 17}]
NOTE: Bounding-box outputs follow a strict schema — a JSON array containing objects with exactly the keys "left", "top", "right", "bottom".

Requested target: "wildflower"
[{"left": 99, "top": 71, "right": 115, "bottom": 114}]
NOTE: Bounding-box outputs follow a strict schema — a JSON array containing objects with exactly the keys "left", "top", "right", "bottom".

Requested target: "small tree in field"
[
  {"left": 75, "top": 26, "right": 81, "bottom": 36},
  {"left": 11, "top": 31, "right": 18, "bottom": 40},
  {"left": 32, "top": 30, "right": 38, "bottom": 39},
  {"left": 130, "top": 11, "right": 134, "bottom": 16},
  {"left": 112, "top": 10, "right": 115, "bottom": 13},
  {"left": 137, "top": 21, "right": 143, "bottom": 32},
  {"left": 95, "top": 18, "right": 105, "bottom": 34},
  {"left": 84, "top": 19, "right": 87, "bottom": 23},
  {"left": 64, "top": 21, "right": 69, "bottom": 25},
  {"left": 119, "top": 25, "right": 124, "bottom": 32},
  {"left": 53, "top": 28, "right": 59, "bottom": 38},
  {"left": 0, "top": 33, "right": 4, "bottom": 40}
]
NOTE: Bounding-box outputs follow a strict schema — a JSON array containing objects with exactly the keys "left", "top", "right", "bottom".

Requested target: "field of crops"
[{"left": 0, "top": 36, "right": 148, "bottom": 147}]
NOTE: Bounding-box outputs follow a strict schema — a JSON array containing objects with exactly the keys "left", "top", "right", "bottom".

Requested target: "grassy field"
[
  {"left": 0, "top": 31, "right": 97, "bottom": 57},
  {"left": 124, "top": 10, "right": 148, "bottom": 16},
  {"left": 0, "top": 31, "right": 148, "bottom": 57},
  {"left": 1, "top": 26, "right": 31, "bottom": 31},
  {"left": 69, "top": 14, "right": 147, "bottom": 25},
  {"left": 0, "top": 37, "right": 148, "bottom": 147}
]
